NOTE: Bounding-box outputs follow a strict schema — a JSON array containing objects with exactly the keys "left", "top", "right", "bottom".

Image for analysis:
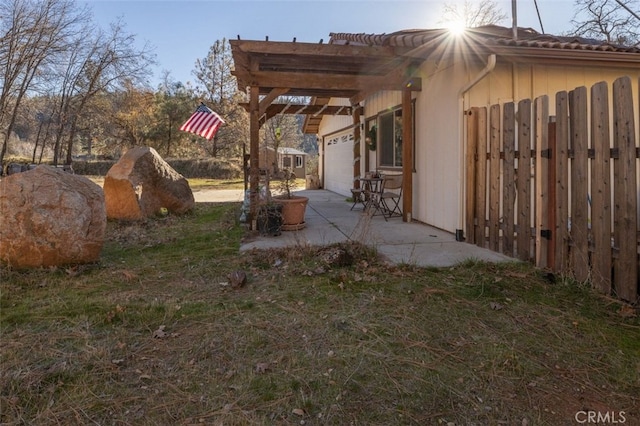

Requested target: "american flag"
[{"left": 180, "top": 103, "right": 225, "bottom": 140}]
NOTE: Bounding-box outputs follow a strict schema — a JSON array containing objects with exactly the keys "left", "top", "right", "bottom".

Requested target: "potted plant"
[{"left": 273, "top": 168, "right": 308, "bottom": 231}]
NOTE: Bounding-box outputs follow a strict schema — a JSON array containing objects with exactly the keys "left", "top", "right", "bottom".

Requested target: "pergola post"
[
  {"left": 249, "top": 85, "right": 260, "bottom": 229},
  {"left": 352, "top": 105, "right": 361, "bottom": 189},
  {"left": 402, "top": 86, "right": 413, "bottom": 222}
]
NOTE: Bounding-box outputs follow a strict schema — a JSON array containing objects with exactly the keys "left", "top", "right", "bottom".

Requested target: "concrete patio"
[{"left": 238, "top": 189, "right": 512, "bottom": 267}]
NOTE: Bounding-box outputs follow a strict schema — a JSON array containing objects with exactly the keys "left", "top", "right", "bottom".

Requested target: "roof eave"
[{"left": 486, "top": 46, "right": 640, "bottom": 67}]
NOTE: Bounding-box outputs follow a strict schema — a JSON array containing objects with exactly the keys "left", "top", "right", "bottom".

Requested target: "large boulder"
[
  {"left": 0, "top": 165, "right": 106, "bottom": 268},
  {"left": 104, "top": 147, "right": 194, "bottom": 220}
]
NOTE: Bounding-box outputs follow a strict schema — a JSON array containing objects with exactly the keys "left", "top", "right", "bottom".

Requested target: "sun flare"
[{"left": 445, "top": 21, "right": 467, "bottom": 36}]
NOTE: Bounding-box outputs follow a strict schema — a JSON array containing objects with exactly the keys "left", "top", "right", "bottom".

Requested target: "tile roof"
[{"left": 329, "top": 25, "right": 640, "bottom": 54}]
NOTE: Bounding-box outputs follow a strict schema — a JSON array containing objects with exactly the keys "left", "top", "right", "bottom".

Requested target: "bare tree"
[
  {"left": 439, "top": 0, "right": 508, "bottom": 28},
  {"left": 192, "top": 39, "right": 247, "bottom": 158},
  {"left": 0, "top": 0, "right": 155, "bottom": 168},
  {"left": 0, "top": 0, "right": 87, "bottom": 168},
  {"left": 570, "top": 0, "right": 640, "bottom": 45},
  {"left": 58, "top": 19, "right": 155, "bottom": 164}
]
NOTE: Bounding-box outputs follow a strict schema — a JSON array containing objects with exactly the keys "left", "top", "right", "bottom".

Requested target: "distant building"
[{"left": 258, "top": 146, "right": 307, "bottom": 178}]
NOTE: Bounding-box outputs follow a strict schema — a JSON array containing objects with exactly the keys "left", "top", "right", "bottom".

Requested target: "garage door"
[{"left": 324, "top": 130, "right": 354, "bottom": 197}]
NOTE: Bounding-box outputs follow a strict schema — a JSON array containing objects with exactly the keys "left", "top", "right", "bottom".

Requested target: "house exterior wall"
[
  {"left": 412, "top": 59, "right": 469, "bottom": 232},
  {"left": 319, "top": 56, "right": 640, "bottom": 234}
]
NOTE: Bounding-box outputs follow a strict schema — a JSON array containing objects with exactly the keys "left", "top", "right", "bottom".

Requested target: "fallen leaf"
[
  {"left": 506, "top": 271, "right": 528, "bottom": 279},
  {"left": 292, "top": 408, "right": 305, "bottom": 416},
  {"left": 255, "top": 362, "right": 270, "bottom": 373},
  {"left": 121, "top": 270, "right": 138, "bottom": 281},
  {"left": 228, "top": 270, "right": 247, "bottom": 288},
  {"left": 618, "top": 305, "right": 637, "bottom": 318},
  {"left": 153, "top": 325, "right": 167, "bottom": 338},
  {"left": 490, "top": 302, "right": 504, "bottom": 311}
]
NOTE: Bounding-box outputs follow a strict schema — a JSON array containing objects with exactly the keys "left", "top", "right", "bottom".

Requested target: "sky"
[{"left": 82, "top": 0, "right": 577, "bottom": 88}]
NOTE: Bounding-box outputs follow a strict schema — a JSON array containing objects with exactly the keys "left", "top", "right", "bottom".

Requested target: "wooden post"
[
  {"left": 353, "top": 105, "right": 361, "bottom": 189},
  {"left": 402, "top": 87, "right": 413, "bottom": 222},
  {"left": 249, "top": 85, "right": 260, "bottom": 229}
]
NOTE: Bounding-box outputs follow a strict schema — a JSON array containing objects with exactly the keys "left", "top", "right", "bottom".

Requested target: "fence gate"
[{"left": 465, "top": 76, "right": 639, "bottom": 303}]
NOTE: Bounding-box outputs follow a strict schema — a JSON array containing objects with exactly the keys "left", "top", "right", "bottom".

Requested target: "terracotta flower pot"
[{"left": 274, "top": 195, "right": 308, "bottom": 231}]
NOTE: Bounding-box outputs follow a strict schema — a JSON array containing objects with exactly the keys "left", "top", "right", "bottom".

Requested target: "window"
[
  {"left": 283, "top": 156, "right": 292, "bottom": 168},
  {"left": 379, "top": 109, "right": 403, "bottom": 167},
  {"left": 295, "top": 156, "right": 303, "bottom": 168}
]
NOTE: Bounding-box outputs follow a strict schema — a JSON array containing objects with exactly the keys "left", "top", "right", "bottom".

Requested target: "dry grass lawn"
[{"left": 1, "top": 202, "right": 639, "bottom": 425}]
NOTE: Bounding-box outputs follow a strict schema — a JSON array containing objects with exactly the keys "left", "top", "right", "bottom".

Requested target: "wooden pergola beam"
[
  {"left": 246, "top": 71, "right": 420, "bottom": 93},
  {"left": 259, "top": 88, "right": 289, "bottom": 116},
  {"left": 240, "top": 103, "right": 353, "bottom": 116},
  {"left": 231, "top": 39, "right": 404, "bottom": 59},
  {"left": 231, "top": 38, "right": 425, "bottom": 228}
]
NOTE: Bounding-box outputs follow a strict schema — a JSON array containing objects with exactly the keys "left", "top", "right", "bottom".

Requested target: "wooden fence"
[{"left": 465, "top": 76, "right": 639, "bottom": 303}]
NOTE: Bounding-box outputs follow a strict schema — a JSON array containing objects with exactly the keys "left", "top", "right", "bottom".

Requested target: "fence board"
[
  {"left": 474, "top": 107, "right": 488, "bottom": 247},
  {"left": 489, "top": 105, "right": 501, "bottom": 251},
  {"left": 612, "top": 76, "right": 638, "bottom": 301},
  {"left": 569, "top": 87, "right": 590, "bottom": 282},
  {"left": 590, "top": 81, "right": 612, "bottom": 293},
  {"left": 467, "top": 79, "right": 638, "bottom": 303},
  {"left": 517, "top": 99, "right": 532, "bottom": 261},
  {"left": 465, "top": 109, "right": 478, "bottom": 245},
  {"left": 547, "top": 122, "right": 557, "bottom": 269},
  {"left": 554, "top": 92, "right": 570, "bottom": 274},
  {"left": 534, "top": 96, "right": 549, "bottom": 268},
  {"left": 502, "top": 103, "right": 516, "bottom": 256}
]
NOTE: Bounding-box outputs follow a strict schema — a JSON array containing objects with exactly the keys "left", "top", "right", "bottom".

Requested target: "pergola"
[{"left": 229, "top": 38, "right": 423, "bottom": 226}]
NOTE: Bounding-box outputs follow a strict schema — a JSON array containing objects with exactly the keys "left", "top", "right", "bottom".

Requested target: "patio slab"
[{"left": 239, "top": 189, "right": 513, "bottom": 267}]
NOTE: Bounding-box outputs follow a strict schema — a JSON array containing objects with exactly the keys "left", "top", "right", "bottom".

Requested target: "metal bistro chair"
[
  {"left": 380, "top": 174, "right": 403, "bottom": 219},
  {"left": 350, "top": 187, "right": 366, "bottom": 210}
]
